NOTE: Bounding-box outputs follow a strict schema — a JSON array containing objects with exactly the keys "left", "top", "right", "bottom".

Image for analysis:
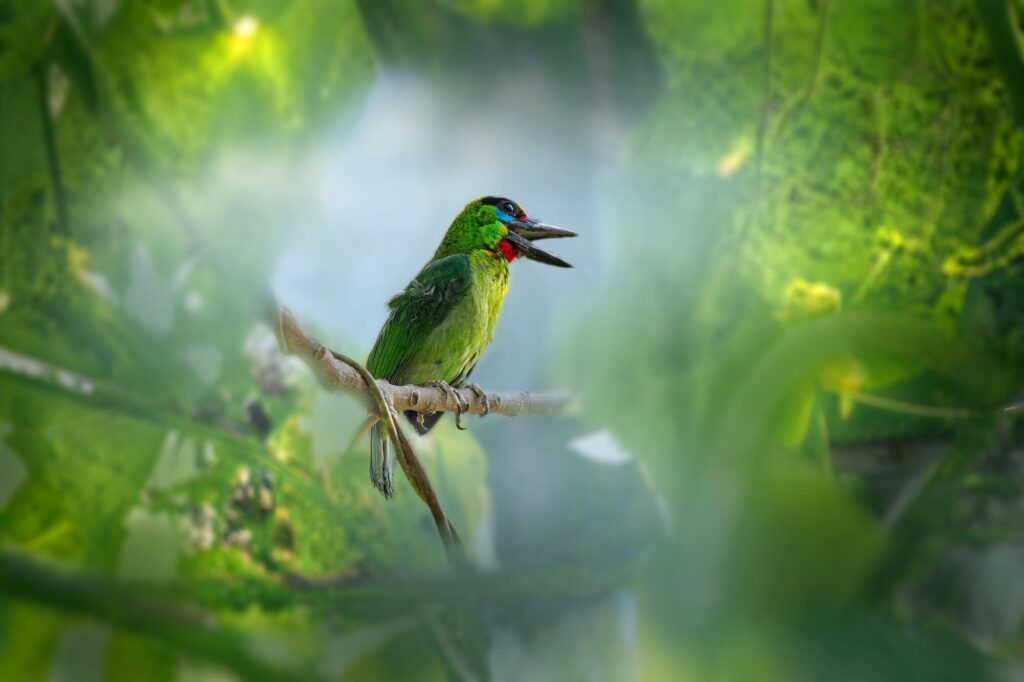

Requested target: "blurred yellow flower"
[{"left": 778, "top": 278, "right": 842, "bottom": 323}]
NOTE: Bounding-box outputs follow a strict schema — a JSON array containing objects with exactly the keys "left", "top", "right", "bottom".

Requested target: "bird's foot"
[
  {"left": 464, "top": 383, "right": 490, "bottom": 416},
  {"left": 425, "top": 380, "right": 468, "bottom": 430}
]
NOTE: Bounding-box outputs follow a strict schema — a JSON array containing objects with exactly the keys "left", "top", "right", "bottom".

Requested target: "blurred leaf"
[
  {"left": 734, "top": 461, "right": 887, "bottom": 611},
  {"left": 0, "top": 1, "right": 55, "bottom": 81},
  {"left": 716, "top": 313, "right": 1010, "bottom": 463},
  {"left": 774, "top": 379, "right": 816, "bottom": 448}
]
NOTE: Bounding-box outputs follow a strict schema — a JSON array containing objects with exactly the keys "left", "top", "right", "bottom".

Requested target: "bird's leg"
[
  {"left": 425, "top": 380, "right": 468, "bottom": 430},
  {"left": 463, "top": 383, "right": 490, "bottom": 416}
]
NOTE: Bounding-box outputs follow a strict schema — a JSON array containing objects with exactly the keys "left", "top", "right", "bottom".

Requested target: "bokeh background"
[{"left": 2, "top": 0, "right": 1024, "bottom": 680}]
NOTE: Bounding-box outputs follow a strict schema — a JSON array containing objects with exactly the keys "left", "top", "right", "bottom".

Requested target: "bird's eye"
[{"left": 499, "top": 201, "right": 517, "bottom": 216}]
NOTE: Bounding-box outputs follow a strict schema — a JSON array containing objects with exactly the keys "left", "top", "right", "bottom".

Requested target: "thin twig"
[
  {"left": 804, "top": 0, "right": 830, "bottom": 101},
  {"left": 35, "top": 63, "right": 70, "bottom": 236},
  {"left": 327, "top": 349, "right": 463, "bottom": 557},
  {"left": 848, "top": 390, "right": 980, "bottom": 419},
  {"left": 732, "top": 0, "right": 775, "bottom": 257}
]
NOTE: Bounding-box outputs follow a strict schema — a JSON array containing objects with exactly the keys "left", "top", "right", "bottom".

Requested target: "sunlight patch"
[
  {"left": 568, "top": 430, "right": 633, "bottom": 465},
  {"left": 182, "top": 344, "right": 223, "bottom": 385},
  {"left": 147, "top": 431, "right": 200, "bottom": 490},
  {"left": 117, "top": 508, "right": 178, "bottom": 583}
]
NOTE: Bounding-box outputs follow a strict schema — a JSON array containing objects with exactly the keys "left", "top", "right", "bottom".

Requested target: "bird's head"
[{"left": 435, "top": 196, "right": 577, "bottom": 267}]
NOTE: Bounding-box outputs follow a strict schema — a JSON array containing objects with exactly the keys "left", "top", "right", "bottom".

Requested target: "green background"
[{"left": 1, "top": 0, "right": 1023, "bottom": 679}]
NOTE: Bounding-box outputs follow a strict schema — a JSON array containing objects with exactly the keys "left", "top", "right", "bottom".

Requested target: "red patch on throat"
[{"left": 497, "top": 238, "right": 518, "bottom": 262}]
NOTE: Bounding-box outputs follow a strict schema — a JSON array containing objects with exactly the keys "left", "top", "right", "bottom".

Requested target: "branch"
[
  {"left": 0, "top": 550, "right": 309, "bottom": 682},
  {"left": 35, "top": 63, "right": 70, "bottom": 236},
  {"left": 732, "top": 0, "right": 775, "bottom": 257},
  {"left": 327, "top": 346, "right": 463, "bottom": 556},
  {"left": 274, "top": 304, "right": 574, "bottom": 563},
  {"left": 275, "top": 306, "right": 572, "bottom": 418}
]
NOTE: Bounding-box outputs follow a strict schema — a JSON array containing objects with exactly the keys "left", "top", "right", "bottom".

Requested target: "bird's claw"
[
  {"left": 465, "top": 383, "right": 490, "bottom": 416},
  {"left": 426, "top": 380, "right": 468, "bottom": 430}
]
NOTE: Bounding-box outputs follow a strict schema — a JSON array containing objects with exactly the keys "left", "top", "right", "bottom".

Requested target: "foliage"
[
  {"left": 2, "top": 0, "right": 1024, "bottom": 680},
  {"left": 565, "top": 0, "right": 1024, "bottom": 678}
]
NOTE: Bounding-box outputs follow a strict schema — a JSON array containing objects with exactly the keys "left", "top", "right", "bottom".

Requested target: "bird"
[{"left": 365, "top": 196, "right": 576, "bottom": 498}]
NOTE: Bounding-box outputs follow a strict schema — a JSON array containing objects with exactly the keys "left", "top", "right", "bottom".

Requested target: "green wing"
[{"left": 366, "top": 255, "right": 472, "bottom": 383}]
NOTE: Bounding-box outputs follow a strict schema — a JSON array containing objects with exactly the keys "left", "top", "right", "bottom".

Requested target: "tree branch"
[
  {"left": 732, "top": 0, "right": 775, "bottom": 257},
  {"left": 274, "top": 304, "right": 574, "bottom": 563},
  {"left": 275, "top": 306, "right": 573, "bottom": 418},
  {"left": 36, "top": 63, "right": 70, "bottom": 236},
  {"left": 327, "top": 346, "right": 464, "bottom": 556},
  {"left": 0, "top": 550, "right": 308, "bottom": 682}
]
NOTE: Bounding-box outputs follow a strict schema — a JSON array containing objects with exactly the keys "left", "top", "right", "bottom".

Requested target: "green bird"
[{"left": 366, "top": 196, "right": 576, "bottom": 497}]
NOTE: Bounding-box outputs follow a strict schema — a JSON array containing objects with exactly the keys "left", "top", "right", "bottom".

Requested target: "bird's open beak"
[{"left": 506, "top": 218, "right": 577, "bottom": 268}]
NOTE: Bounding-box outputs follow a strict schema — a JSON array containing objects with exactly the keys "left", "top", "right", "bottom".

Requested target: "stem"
[
  {"left": 735, "top": 0, "right": 775, "bottom": 252},
  {"left": 35, "top": 63, "right": 70, "bottom": 236},
  {"left": 0, "top": 550, "right": 312, "bottom": 682},
  {"left": 327, "top": 348, "right": 464, "bottom": 558},
  {"left": 848, "top": 390, "right": 979, "bottom": 419}
]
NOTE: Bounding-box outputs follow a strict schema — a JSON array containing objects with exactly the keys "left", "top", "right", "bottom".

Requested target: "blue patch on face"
[{"left": 494, "top": 208, "right": 515, "bottom": 224}]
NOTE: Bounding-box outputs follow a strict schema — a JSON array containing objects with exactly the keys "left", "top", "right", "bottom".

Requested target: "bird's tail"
[{"left": 369, "top": 422, "right": 394, "bottom": 498}]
